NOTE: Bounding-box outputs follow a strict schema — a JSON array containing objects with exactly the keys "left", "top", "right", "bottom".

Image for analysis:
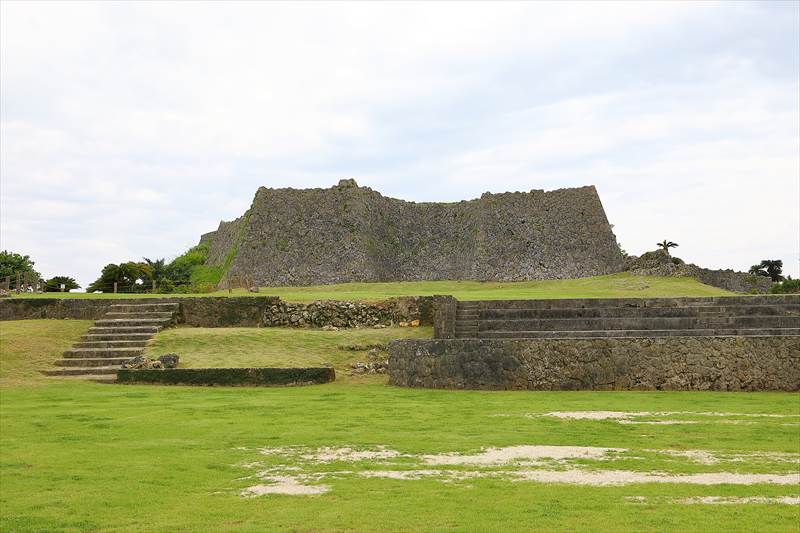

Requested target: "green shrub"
[
  {"left": 192, "top": 282, "right": 217, "bottom": 294},
  {"left": 44, "top": 276, "right": 80, "bottom": 292},
  {"left": 769, "top": 278, "right": 800, "bottom": 294}
]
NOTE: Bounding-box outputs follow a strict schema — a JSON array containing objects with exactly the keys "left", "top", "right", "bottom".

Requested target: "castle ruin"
[{"left": 199, "top": 179, "right": 625, "bottom": 286}]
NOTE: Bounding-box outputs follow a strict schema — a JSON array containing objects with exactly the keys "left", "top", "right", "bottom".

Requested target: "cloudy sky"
[{"left": 2, "top": 1, "right": 798, "bottom": 288}]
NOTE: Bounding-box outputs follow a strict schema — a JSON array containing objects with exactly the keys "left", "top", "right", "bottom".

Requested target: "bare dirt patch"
[
  {"left": 422, "top": 445, "right": 625, "bottom": 466},
  {"left": 510, "top": 470, "right": 800, "bottom": 486},
  {"left": 237, "top": 444, "right": 800, "bottom": 496},
  {"left": 302, "top": 446, "right": 403, "bottom": 463},
  {"left": 241, "top": 476, "right": 329, "bottom": 496},
  {"left": 676, "top": 496, "right": 800, "bottom": 505}
]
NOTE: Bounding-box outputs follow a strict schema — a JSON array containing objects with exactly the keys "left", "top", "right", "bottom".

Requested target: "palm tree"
[
  {"left": 749, "top": 259, "right": 784, "bottom": 282},
  {"left": 142, "top": 257, "right": 166, "bottom": 280},
  {"left": 657, "top": 240, "right": 678, "bottom": 254}
]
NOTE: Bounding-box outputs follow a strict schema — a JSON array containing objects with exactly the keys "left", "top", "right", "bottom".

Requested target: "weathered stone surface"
[
  {"left": 200, "top": 180, "right": 624, "bottom": 286},
  {"left": 117, "top": 367, "right": 336, "bottom": 386},
  {"left": 158, "top": 354, "right": 180, "bottom": 368},
  {"left": 432, "top": 295, "right": 457, "bottom": 339},
  {"left": 626, "top": 249, "right": 773, "bottom": 294},
  {"left": 0, "top": 296, "right": 433, "bottom": 328},
  {"left": 122, "top": 355, "right": 163, "bottom": 369},
  {"left": 263, "top": 300, "right": 397, "bottom": 328},
  {"left": 389, "top": 337, "right": 800, "bottom": 391}
]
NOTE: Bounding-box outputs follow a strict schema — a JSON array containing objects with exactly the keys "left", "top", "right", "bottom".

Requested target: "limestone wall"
[
  {"left": 388, "top": 337, "right": 800, "bottom": 391},
  {"left": 625, "top": 249, "right": 773, "bottom": 294},
  {"left": 200, "top": 179, "right": 625, "bottom": 286},
  {"left": 199, "top": 215, "right": 245, "bottom": 266},
  {"left": 0, "top": 296, "right": 434, "bottom": 328}
]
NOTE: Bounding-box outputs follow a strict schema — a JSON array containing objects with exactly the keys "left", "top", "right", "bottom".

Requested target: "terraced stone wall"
[{"left": 388, "top": 337, "right": 800, "bottom": 392}]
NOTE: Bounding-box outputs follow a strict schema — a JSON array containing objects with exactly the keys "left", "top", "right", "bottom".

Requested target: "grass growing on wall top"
[{"left": 9, "top": 272, "right": 734, "bottom": 301}]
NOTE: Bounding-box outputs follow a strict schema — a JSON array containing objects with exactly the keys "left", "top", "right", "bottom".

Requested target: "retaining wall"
[
  {"left": 388, "top": 337, "right": 800, "bottom": 391},
  {"left": 0, "top": 296, "right": 434, "bottom": 328},
  {"left": 117, "top": 367, "right": 336, "bottom": 386}
]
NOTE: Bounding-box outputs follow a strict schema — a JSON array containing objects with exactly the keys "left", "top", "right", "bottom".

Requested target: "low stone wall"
[
  {"left": 388, "top": 337, "right": 800, "bottom": 391},
  {"left": 117, "top": 367, "right": 335, "bottom": 386},
  {"left": 0, "top": 296, "right": 434, "bottom": 328},
  {"left": 694, "top": 269, "right": 773, "bottom": 294},
  {"left": 625, "top": 249, "right": 773, "bottom": 293}
]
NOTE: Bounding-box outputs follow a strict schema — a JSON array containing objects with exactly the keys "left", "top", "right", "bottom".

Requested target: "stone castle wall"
[
  {"left": 389, "top": 337, "right": 800, "bottom": 392},
  {"left": 625, "top": 249, "right": 774, "bottom": 294},
  {"left": 200, "top": 215, "right": 244, "bottom": 266},
  {"left": 0, "top": 296, "right": 434, "bottom": 328},
  {"left": 200, "top": 179, "right": 625, "bottom": 286}
]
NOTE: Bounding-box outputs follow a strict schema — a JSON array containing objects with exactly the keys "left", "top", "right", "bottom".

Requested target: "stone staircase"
[
  {"left": 453, "top": 295, "right": 800, "bottom": 339},
  {"left": 43, "top": 303, "right": 179, "bottom": 382}
]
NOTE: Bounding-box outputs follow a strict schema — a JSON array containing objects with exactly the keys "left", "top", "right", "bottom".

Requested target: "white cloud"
[{"left": 1, "top": 1, "right": 798, "bottom": 286}]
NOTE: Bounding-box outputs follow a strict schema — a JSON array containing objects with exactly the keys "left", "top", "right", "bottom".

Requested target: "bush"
[
  {"left": 671, "top": 257, "right": 684, "bottom": 265},
  {"left": 769, "top": 278, "right": 800, "bottom": 294},
  {"left": 44, "top": 276, "right": 80, "bottom": 292}
]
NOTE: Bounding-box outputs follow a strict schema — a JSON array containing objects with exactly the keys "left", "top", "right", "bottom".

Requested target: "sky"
[{"left": 1, "top": 1, "right": 799, "bottom": 289}]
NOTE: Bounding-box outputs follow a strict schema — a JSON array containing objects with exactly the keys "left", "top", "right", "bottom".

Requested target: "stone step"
[
  {"left": 477, "top": 315, "right": 800, "bottom": 332},
  {"left": 477, "top": 304, "right": 800, "bottom": 320},
  {"left": 81, "top": 333, "right": 154, "bottom": 341},
  {"left": 73, "top": 340, "right": 150, "bottom": 349},
  {"left": 466, "top": 295, "right": 800, "bottom": 310},
  {"left": 475, "top": 328, "right": 800, "bottom": 339},
  {"left": 87, "top": 326, "right": 161, "bottom": 335},
  {"left": 55, "top": 357, "right": 131, "bottom": 367},
  {"left": 107, "top": 303, "right": 180, "bottom": 313},
  {"left": 104, "top": 312, "right": 176, "bottom": 320},
  {"left": 94, "top": 318, "right": 173, "bottom": 327},
  {"left": 42, "top": 367, "right": 120, "bottom": 376},
  {"left": 63, "top": 347, "right": 144, "bottom": 358}
]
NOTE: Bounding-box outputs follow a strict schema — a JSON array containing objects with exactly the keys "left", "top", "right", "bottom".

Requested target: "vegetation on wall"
[
  {"left": 656, "top": 240, "right": 678, "bottom": 254},
  {"left": 749, "top": 259, "right": 785, "bottom": 282}
]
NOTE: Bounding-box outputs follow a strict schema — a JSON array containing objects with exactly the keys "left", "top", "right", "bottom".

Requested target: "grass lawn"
[
  {"left": 9, "top": 272, "right": 734, "bottom": 302},
  {"left": 2, "top": 320, "right": 799, "bottom": 532},
  {"left": 144, "top": 325, "right": 432, "bottom": 384}
]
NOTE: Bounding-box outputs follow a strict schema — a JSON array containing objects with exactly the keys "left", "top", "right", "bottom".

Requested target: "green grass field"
[
  {"left": 1, "top": 319, "right": 798, "bottom": 532},
  {"left": 144, "top": 325, "right": 432, "bottom": 384},
  {"left": 10, "top": 272, "right": 733, "bottom": 302}
]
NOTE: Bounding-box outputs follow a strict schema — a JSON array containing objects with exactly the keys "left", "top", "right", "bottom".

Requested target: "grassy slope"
[
  {"left": 10, "top": 272, "right": 733, "bottom": 301},
  {"left": 0, "top": 319, "right": 93, "bottom": 387},
  {"left": 145, "top": 326, "right": 432, "bottom": 384},
  {"left": 1, "top": 320, "right": 799, "bottom": 532}
]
